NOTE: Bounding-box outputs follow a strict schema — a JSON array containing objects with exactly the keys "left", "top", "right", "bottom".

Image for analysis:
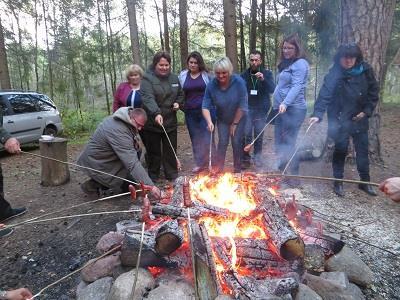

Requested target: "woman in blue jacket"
[
  {"left": 273, "top": 34, "right": 309, "bottom": 184},
  {"left": 202, "top": 57, "right": 248, "bottom": 174}
]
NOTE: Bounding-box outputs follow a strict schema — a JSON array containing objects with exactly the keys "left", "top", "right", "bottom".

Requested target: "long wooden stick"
[
  {"left": 262, "top": 173, "right": 380, "bottom": 187},
  {"left": 160, "top": 124, "right": 182, "bottom": 170}
]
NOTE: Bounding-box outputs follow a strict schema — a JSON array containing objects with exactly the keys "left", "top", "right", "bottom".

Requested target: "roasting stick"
[
  {"left": 243, "top": 112, "right": 280, "bottom": 152},
  {"left": 5, "top": 209, "right": 141, "bottom": 229},
  {"left": 160, "top": 124, "right": 182, "bottom": 170},
  {"left": 28, "top": 244, "right": 122, "bottom": 300},
  {"left": 209, "top": 131, "right": 213, "bottom": 173},
  {"left": 263, "top": 174, "right": 380, "bottom": 187},
  {"left": 21, "top": 150, "right": 140, "bottom": 186},
  {"left": 282, "top": 122, "right": 315, "bottom": 175},
  {"left": 130, "top": 221, "right": 146, "bottom": 299}
]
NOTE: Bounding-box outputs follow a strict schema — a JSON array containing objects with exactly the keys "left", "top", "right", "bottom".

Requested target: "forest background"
[{"left": 0, "top": 0, "right": 399, "bottom": 160}]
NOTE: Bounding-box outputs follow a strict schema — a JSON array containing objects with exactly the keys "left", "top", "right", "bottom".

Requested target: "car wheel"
[{"left": 43, "top": 126, "right": 57, "bottom": 136}]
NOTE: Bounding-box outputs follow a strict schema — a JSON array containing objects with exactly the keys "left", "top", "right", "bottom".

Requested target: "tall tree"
[
  {"left": 126, "top": 0, "right": 141, "bottom": 65},
  {"left": 238, "top": 0, "right": 246, "bottom": 71},
  {"left": 33, "top": 0, "right": 40, "bottom": 91},
  {"left": 154, "top": 0, "right": 164, "bottom": 50},
  {"left": 162, "top": 0, "right": 170, "bottom": 52},
  {"left": 260, "top": 0, "right": 266, "bottom": 64},
  {"left": 42, "top": 0, "right": 54, "bottom": 99},
  {"left": 249, "top": 0, "right": 257, "bottom": 51},
  {"left": 0, "top": 17, "right": 11, "bottom": 89},
  {"left": 340, "top": 0, "right": 396, "bottom": 162},
  {"left": 223, "top": 0, "right": 238, "bottom": 71},
  {"left": 179, "top": 0, "right": 188, "bottom": 69}
]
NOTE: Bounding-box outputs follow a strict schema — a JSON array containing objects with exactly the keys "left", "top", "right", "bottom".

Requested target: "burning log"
[
  {"left": 256, "top": 187, "right": 305, "bottom": 260},
  {"left": 120, "top": 219, "right": 184, "bottom": 267},
  {"left": 151, "top": 203, "right": 232, "bottom": 219}
]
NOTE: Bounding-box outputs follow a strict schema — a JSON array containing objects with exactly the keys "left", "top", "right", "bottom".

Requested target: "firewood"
[{"left": 155, "top": 219, "right": 184, "bottom": 256}]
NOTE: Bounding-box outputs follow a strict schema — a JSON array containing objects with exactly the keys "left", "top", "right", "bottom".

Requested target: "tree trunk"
[
  {"left": 104, "top": 0, "right": 117, "bottom": 96},
  {"left": 179, "top": 0, "right": 188, "bottom": 70},
  {"left": 96, "top": 0, "right": 111, "bottom": 115},
  {"left": 340, "top": 0, "right": 396, "bottom": 162},
  {"left": 249, "top": 0, "right": 257, "bottom": 52},
  {"left": 0, "top": 17, "right": 11, "bottom": 89},
  {"left": 223, "top": 0, "right": 238, "bottom": 72},
  {"left": 154, "top": 0, "right": 164, "bottom": 50},
  {"left": 260, "top": 0, "right": 266, "bottom": 64},
  {"left": 162, "top": 0, "right": 170, "bottom": 53},
  {"left": 34, "top": 0, "right": 40, "bottom": 91},
  {"left": 238, "top": 0, "right": 246, "bottom": 72},
  {"left": 126, "top": 0, "right": 141, "bottom": 65},
  {"left": 142, "top": 12, "right": 149, "bottom": 67},
  {"left": 42, "top": 0, "right": 54, "bottom": 99},
  {"left": 40, "top": 137, "right": 70, "bottom": 186}
]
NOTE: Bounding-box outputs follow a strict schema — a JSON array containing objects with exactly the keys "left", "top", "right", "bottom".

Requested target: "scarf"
[{"left": 345, "top": 63, "right": 364, "bottom": 76}]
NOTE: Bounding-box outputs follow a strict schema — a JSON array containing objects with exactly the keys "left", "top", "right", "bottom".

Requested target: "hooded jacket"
[
  {"left": 140, "top": 70, "right": 184, "bottom": 133},
  {"left": 312, "top": 61, "right": 379, "bottom": 138},
  {"left": 77, "top": 107, "right": 153, "bottom": 187}
]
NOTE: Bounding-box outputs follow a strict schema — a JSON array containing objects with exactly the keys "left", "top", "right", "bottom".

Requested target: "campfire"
[{"left": 114, "top": 172, "right": 344, "bottom": 299}]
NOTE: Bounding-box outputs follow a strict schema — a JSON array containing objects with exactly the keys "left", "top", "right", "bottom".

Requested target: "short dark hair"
[
  {"left": 250, "top": 50, "right": 262, "bottom": 58},
  {"left": 279, "top": 33, "right": 308, "bottom": 62},
  {"left": 151, "top": 51, "right": 171, "bottom": 70},
  {"left": 334, "top": 43, "right": 363, "bottom": 65},
  {"left": 187, "top": 51, "right": 207, "bottom": 72},
  {"left": 129, "top": 108, "right": 147, "bottom": 120}
]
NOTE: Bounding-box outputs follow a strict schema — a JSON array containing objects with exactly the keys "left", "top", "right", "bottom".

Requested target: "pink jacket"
[{"left": 113, "top": 82, "right": 132, "bottom": 112}]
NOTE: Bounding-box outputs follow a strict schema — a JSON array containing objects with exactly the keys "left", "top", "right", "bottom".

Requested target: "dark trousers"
[
  {"left": 243, "top": 108, "right": 267, "bottom": 161},
  {"left": 215, "top": 118, "right": 246, "bottom": 172},
  {"left": 185, "top": 108, "right": 210, "bottom": 168},
  {"left": 274, "top": 107, "right": 306, "bottom": 174},
  {"left": 332, "top": 130, "right": 370, "bottom": 181},
  {"left": 141, "top": 129, "right": 178, "bottom": 180},
  {"left": 0, "top": 164, "right": 12, "bottom": 219}
]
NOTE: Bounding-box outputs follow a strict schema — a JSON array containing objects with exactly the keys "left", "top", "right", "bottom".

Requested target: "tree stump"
[{"left": 40, "top": 137, "right": 70, "bottom": 186}]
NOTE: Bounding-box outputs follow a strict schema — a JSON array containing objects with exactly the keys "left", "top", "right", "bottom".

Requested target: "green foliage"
[{"left": 61, "top": 109, "right": 108, "bottom": 139}]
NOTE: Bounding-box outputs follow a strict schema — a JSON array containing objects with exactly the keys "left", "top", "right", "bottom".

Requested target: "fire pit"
[{"left": 107, "top": 173, "right": 344, "bottom": 299}]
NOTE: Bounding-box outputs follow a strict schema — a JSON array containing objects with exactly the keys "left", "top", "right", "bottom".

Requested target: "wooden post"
[{"left": 39, "top": 137, "right": 70, "bottom": 186}]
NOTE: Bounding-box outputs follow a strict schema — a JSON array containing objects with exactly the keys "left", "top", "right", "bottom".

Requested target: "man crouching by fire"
[{"left": 77, "top": 107, "right": 160, "bottom": 198}]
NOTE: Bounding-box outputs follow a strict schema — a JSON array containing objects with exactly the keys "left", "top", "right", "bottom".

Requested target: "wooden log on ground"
[
  {"left": 256, "top": 186, "right": 305, "bottom": 260},
  {"left": 151, "top": 203, "right": 232, "bottom": 219},
  {"left": 39, "top": 137, "right": 70, "bottom": 186}
]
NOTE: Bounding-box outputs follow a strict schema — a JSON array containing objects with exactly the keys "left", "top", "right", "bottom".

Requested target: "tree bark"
[
  {"left": 154, "top": 0, "right": 164, "bottom": 50},
  {"left": 223, "top": 0, "right": 238, "bottom": 72},
  {"left": 42, "top": 0, "right": 54, "bottom": 99},
  {"left": 34, "top": 0, "right": 40, "bottom": 91},
  {"left": 126, "top": 0, "right": 142, "bottom": 65},
  {"left": 238, "top": 0, "right": 246, "bottom": 72},
  {"left": 179, "top": 0, "right": 188, "bottom": 70},
  {"left": 260, "top": 0, "right": 266, "bottom": 64},
  {"left": 340, "top": 0, "right": 396, "bottom": 162},
  {"left": 249, "top": 0, "right": 257, "bottom": 52},
  {"left": 104, "top": 0, "right": 117, "bottom": 97},
  {"left": 162, "top": 0, "right": 170, "bottom": 53},
  {"left": 0, "top": 17, "right": 11, "bottom": 89},
  {"left": 40, "top": 137, "right": 70, "bottom": 186}
]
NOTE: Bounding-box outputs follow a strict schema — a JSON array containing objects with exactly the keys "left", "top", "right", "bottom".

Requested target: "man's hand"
[
  {"left": 207, "top": 122, "right": 214, "bottom": 132},
  {"left": 172, "top": 103, "right": 179, "bottom": 111},
  {"left": 5, "top": 288, "right": 33, "bottom": 300},
  {"left": 309, "top": 117, "right": 320, "bottom": 125},
  {"left": 150, "top": 186, "right": 161, "bottom": 199},
  {"left": 4, "top": 138, "right": 21, "bottom": 154},
  {"left": 155, "top": 114, "right": 163, "bottom": 126},
  {"left": 352, "top": 112, "right": 366, "bottom": 122},
  {"left": 254, "top": 72, "right": 264, "bottom": 81},
  {"left": 279, "top": 103, "right": 287, "bottom": 114},
  {"left": 379, "top": 177, "right": 400, "bottom": 203}
]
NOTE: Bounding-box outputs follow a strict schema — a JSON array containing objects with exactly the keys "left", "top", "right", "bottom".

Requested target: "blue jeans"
[
  {"left": 274, "top": 107, "right": 306, "bottom": 174},
  {"left": 185, "top": 108, "right": 210, "bottom": 168},
  {"left": 243, "top": 108, "right": 267, "bottom": 162},
  {"left": 215, "top": 118, "right": 246, "bottom": 172}
]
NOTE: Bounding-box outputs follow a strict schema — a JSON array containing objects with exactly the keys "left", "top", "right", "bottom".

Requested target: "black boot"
[
  {"left": 358, "top": 183, "right": 377, "bottom": 196},
  {"left": 333, "top": 182, "right": 345, "bottom": 197}
]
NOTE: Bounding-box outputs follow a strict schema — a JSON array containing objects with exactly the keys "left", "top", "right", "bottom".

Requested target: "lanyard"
[{"left": 250, "top": 76, "right": 258, "bottom": 90}]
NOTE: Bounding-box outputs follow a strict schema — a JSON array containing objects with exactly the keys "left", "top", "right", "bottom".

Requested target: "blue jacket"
[
  {"left": 202, "top": 74, "right": 248, "bottom": 124},
  {"left": 273, "top": 58, "right": 309, "bottom": 109},
  {"left": 241, "top": 67, "right": 275, "bottom": 112}
]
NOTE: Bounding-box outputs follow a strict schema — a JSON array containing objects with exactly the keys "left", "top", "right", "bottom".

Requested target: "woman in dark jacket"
[
  {"left": 140, "top": 51, "right": 184, "bottom": 182},
  {"left": 310, "top": 43, "right": 379, "bottom": 197}
]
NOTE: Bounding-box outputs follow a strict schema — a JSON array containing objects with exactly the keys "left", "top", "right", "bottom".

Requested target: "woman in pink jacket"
[{"left": 113, "top": 64, "right": 144, "bottom": 112}]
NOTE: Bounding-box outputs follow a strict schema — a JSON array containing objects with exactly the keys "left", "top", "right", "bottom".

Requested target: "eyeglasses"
[{"left": 283, "top": 47, "right": 296, "bottom": 51}]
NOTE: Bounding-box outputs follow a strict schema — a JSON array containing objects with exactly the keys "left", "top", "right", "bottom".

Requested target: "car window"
[
  {"left": 37, "top": 99, "right": 55, "bottom": 111},
  {"left": 0, "top": 96, "right": 10, "bottom": 116},
  {"left": 8, "top": 94, "right": 38, "bottom": 114}
]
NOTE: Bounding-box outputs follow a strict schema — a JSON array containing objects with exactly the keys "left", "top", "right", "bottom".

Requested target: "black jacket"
[
  {"left": 241, "top": 67, "right": 275, "bottom": 112},
  {"left": 312, "top": 62, "right": 379, "bottom": 138}
]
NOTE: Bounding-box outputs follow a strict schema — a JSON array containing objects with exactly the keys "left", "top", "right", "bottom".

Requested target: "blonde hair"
[
  {"left": 125, "top": 64, "right": 144, "bottom": 80},
  {"left": 213, "top": 57, "right": 233, "bottom": 76}
]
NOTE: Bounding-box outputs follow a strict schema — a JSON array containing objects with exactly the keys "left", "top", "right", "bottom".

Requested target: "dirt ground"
[{"left": 0, "top": 104, "right": 399, "bottom": 299}]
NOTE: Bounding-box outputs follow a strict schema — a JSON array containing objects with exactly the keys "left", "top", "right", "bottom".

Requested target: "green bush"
[{"left": 61, "top": 109, "right": 108, "bottom": 139}]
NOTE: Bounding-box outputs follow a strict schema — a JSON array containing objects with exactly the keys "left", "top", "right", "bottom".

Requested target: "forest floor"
[{"left": 0, "top": 104, "right": 399, "bottom": 299}]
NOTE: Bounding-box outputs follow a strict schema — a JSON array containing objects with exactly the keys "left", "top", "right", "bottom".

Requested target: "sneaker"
[
  {"left": 0, "top": 227, "right": 13, "bottom": 238},
  {"left": 0, "top": 207, "right": 27, "bottom": 222}
]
